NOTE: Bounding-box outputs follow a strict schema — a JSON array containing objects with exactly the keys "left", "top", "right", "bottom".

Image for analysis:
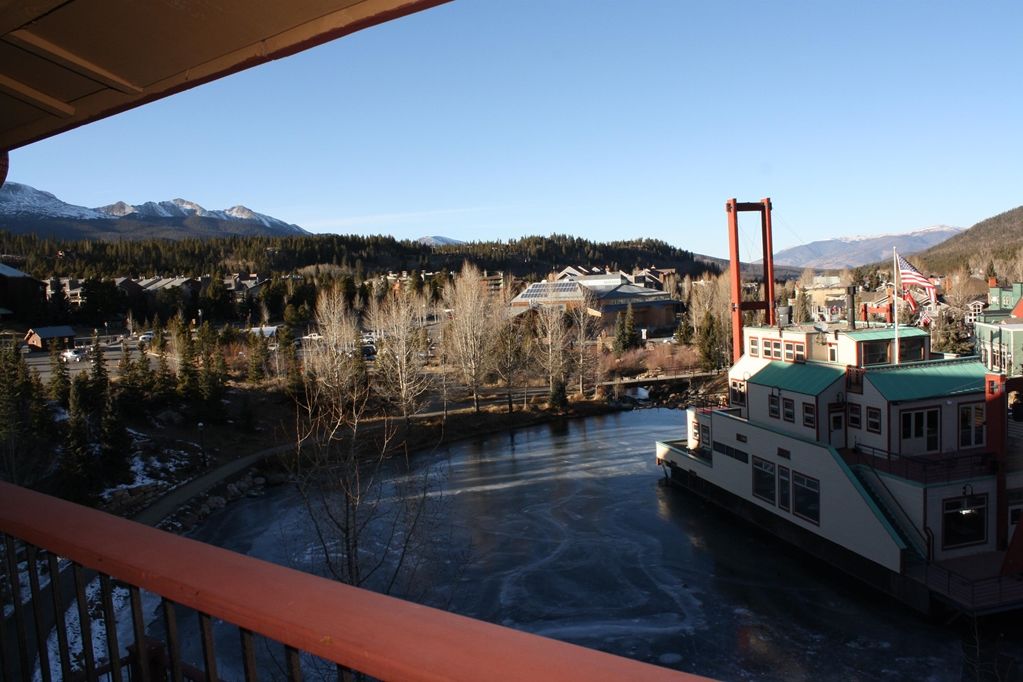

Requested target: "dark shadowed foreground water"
[{"left": 188, "top": 409, "right": 1021, "bottom": 681}]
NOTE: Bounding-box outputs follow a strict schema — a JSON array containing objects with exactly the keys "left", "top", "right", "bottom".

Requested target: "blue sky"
[{"left": 9, "top": 0, "right": 1023, "bottom": 259}]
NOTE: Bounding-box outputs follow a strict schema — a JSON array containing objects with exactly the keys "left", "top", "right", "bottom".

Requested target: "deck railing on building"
[{"left": 1, "top": 481, "right": 707, "bottom": 682}]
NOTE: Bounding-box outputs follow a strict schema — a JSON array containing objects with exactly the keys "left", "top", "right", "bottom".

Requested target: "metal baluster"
[
  {"left": 99, "top": 575, "right": 123, "bottom": 682},
  {"left": 3, "top": 533, "right": 31, "bottom": 681},
  {"left": 162, "top": 598, "right": 183, "bottom": 682},
  {"left": 72, "top": 563, "right": 98, "bottom": 682},
  {"left": 285, "top": 645, "right": 302, "bottom": 681},
  {"left": 25, "top": 545, "right": 51, "bottom": 682},
  {"left": 46, "top": 553, "right": 72, "bottom": 679},
  {"left": 238, "top": 628, "right": 259, "bottom": 682},
  {"left": 0, "top": 549, "right": 12, "bottom": 682},
  {"left": 198, "top": 612, "right": 218, "bottom": 681},
  {"left": 128, "top": 586, "right": 151, "bottom": 682}
]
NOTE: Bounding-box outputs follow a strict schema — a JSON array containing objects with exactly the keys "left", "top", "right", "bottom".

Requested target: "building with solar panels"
[{"left": 509, "top": 273, "right": 679, "bottom": 333}]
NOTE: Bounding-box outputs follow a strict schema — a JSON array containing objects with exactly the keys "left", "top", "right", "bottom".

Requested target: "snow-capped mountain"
[
  {"left": 94, "top": 197, "right": 305, "bottom": 234},
  {"left": 769, "top": 225, "right": 963, "bottom": 269},
  {"left": 418, "top": 235, "right": 464, "bottom": 246},
  {"left": 0, "top": 182, "right": 109, "bottom": 220},
  {"left": 0, "top": 182, "right": 308, "bottom": 239}
]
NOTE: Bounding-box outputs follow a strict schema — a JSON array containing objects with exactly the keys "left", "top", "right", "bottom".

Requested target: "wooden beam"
[
  {"left": 6, "top": 29, "right": 142, "bottom": 94},
  {"left": 0, "top": 72, "right": 74, "bottom": 117}
]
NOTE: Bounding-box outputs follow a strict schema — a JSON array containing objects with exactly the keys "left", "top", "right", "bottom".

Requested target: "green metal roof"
[
  {"left": 866, "top": 360, "right": 988, "bottom": 402},
  {"left": 842, "top": 327, "right": 929, "bottom": 341},
  {"left": 748, "top": 361, "right": 844, "bottom": 396}
]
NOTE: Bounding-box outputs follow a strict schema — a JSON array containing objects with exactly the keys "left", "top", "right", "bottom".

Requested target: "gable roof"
[
  {"left": 865, "top": 360, "right": 987, "bottom": 402},
  {"left": 26, "top": 325, "right": 75, "bottom": 339},
  {"left": 748, "top": 361, "right": 844, "bottom": 396}
]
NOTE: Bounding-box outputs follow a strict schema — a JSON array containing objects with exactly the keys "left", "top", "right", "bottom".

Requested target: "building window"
[
  {"left": 900, "top": 407, "right": 939, "bottom": 452},
  {"left": 784, "top": 341, "right": 795, "bottom": 361},
  {"left": 777, "top": 447, "right": 791, "bottom": 459},
  {"left": 866, "top": 407, "right": 881, "bottom": 433},
  {"left": 830, "top": 412, "right": 843, "bottom": 431},
  {"left": 942, "top": 495, "right": 987, "bottom": 549},
  {"left": 700, "top": 424, "right": 711, "bottom": 452},
  {"left": 753, "top": 456, "right": 776, "bottom": 504},
  {"left": 794, "top": 343, "right": 806, "bottom": 362},
  {"left": 899, "top": 337, "right": 925, "bottom": 362},
  {"left": 730, "top": 380, "right": 746, "bottom": 406},
  {"left": 769, "top": 394, "right": 780, "bottom": 419},
  {"left": 779, "top": 466, "right": 791, "bottom": 511},
  {"left": 771, "top": 340, "right": 783, "bottom": 359},
  {"left": 803, "top": 403, "right": 816, "bottom": 429},
  {"left": 736, "top": 433, "right": 747, "bottom": 443},
  {"left": 959, "top": 404, "right": 986, "bottom": 448},
  {"left": 846, "top": 367, "right": 864, "bottom": 394},
  {"left": 848, "top": 402, "right": 862, "bottom": 429},
  {"left": 792, "top": 472, "right": 820, "bottom": 524},
  {"left": 828, "top": 344, "right": 838, "bottom": 362},
  {"left": 749, "top": 337, "right": 759, "bottom": 357},
  {"left": 783, "top": 398, "right": 795, "bottom": 423},
  {"left": 861, "top": 340, "right": 889, "bottom": 366},
  {"left": 713, "top": 441, "right": 748, "bottom": 463}
]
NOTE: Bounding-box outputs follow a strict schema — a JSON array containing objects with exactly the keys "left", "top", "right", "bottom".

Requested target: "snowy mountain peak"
[
  {"left": 771, "top": 225, "right": 964, "bottom": 269},
  {"left": 0, "top": 182, "right": 309, "bottom": 236},
  {"left": 0, "top": 182, "right": 109, "bottom": 220},
  {"left": 418, "top": 235, "right": 465, "bottom": 246}
]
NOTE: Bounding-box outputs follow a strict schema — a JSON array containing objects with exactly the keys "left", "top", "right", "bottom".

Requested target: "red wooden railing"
[{"left": 0, "top": 482, "right": 710, "bottom": 681}]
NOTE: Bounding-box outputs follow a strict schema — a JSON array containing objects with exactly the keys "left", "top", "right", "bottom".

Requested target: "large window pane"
[
  {"left": 793, "top": 472, "right": 820, "bottom": 524},
  {"left": 753, "top": 456, "right": 776, "bottom": 504},
  {"left": 942, "top": 495, "right": 987, "bottom": 548}
]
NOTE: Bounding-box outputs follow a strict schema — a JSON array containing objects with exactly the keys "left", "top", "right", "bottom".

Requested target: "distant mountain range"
[
  {"left": 417, "top": 235, "right": 464, "bottom": 247},
  {"left": 0, "top": 182, "right": 308, "bottom": 239},
  {"left": 767, "top": 225, "right": 963, "bottom": 269}
]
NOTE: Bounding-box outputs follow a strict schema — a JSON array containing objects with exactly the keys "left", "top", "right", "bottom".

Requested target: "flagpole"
[{"left": 893, "top": 247, "right": 900, "bottom": 365}]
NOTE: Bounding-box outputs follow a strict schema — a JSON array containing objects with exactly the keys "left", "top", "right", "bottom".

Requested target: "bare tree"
[
  {"left": 369, "top": 288, "right": 432, "bottom": 422},
  {"left": 534, "top": 290, "right": 570, "bottom": 399},
  {"left": 443, "top": 262, "right": 495, "bottom": 412},
  {"left": 569, "top": 291, "right": 600, "bottom": 397},
  {"left": 491, "top": 312, "right": 531, "bottom": 413}
]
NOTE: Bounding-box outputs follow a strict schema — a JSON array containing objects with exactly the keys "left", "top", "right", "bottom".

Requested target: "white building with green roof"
[{"left": 658, "top": 320, "right": 1023, "bottom": 614}]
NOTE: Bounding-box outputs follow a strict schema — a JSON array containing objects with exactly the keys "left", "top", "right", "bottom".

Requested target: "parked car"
[
  {"left": 137, "top": 331, "right": 155, "bottom": 343},
  {"left": 61, "top": 348, "right": 86, "bottom": 362}
]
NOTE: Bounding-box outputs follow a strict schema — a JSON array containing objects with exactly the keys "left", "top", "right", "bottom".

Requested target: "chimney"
[{"left": 846, "top": 286, "right": 856, "bottom": 330}]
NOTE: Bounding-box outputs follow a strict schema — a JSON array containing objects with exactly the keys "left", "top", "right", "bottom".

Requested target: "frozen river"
[{"left": 189, "top": 409, "right": 1017, "bottom": 681}]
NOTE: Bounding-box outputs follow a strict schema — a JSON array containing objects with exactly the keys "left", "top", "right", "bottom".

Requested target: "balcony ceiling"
[{"left": 0, "top": 0, "right": 449, "bottom": 153}]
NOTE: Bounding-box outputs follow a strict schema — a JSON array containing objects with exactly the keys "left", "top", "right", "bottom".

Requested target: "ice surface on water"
[{"left": 186, "top": 410, "right": 1001, "bottom": 680}]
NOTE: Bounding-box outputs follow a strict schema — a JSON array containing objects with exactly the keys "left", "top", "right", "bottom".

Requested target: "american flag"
[{"left": 897, "top": 254, "right": 933, "bottom": 289}]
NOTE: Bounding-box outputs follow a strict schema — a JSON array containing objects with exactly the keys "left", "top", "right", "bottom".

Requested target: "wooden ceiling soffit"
[{"left": 0, "top": 0, "right": 450, "bottom": 152}]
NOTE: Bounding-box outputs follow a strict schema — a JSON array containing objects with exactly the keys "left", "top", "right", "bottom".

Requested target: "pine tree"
[
  {"left": 623, "top": 303, "right": 640, "bottom": 350},
  {"left": 63, "top": 374, "right": 95, "bottom": 501},
  {"left": 612, "top": 312, "right": 627, "bottom": 355},
  {"left": 89, "top": 331, "right": 109, "bottom": 398},
  {"left": 697, "top": 310, "right": 723, "bottom": 370},
  {"left": 99, "top": 392, "right": 131, "bottom": 483},
  {"left": 177, "top": 327, "right": 199, "bottom": 398},
  {"left": 48, "top": 339, "right": 71, "bottom": 406}
]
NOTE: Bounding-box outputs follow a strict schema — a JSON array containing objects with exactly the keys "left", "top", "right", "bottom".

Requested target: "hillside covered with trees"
[
  {"left": 918, "top": 204, "right": 1023, "bottom": 274},
  {"left": 0, "top": 231, "right": 712, "bottom": 282}
]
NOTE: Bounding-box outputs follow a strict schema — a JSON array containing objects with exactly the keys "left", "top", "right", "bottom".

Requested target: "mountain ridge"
[
  {"left": 768, "top": 225, "right": 962, "bottom": 269},
  {"left": 0, "top": 182, "right": 308, "bottom": 239}
]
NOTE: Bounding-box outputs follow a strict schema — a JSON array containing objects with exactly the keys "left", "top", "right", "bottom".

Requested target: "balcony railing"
[
  {"left": 844, "top": 444, "right": 996, "bottom": 485},
  {"left": 1, "top": 481, "right": 709, "bottom": 681}
]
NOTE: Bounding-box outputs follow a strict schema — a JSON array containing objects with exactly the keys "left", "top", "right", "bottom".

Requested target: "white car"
[
  {"left": 61, "top": 348, "right": 86, "bottom": 362},
  {"left": 137, "top": 331, "right": 155, "bottom": 343}
]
